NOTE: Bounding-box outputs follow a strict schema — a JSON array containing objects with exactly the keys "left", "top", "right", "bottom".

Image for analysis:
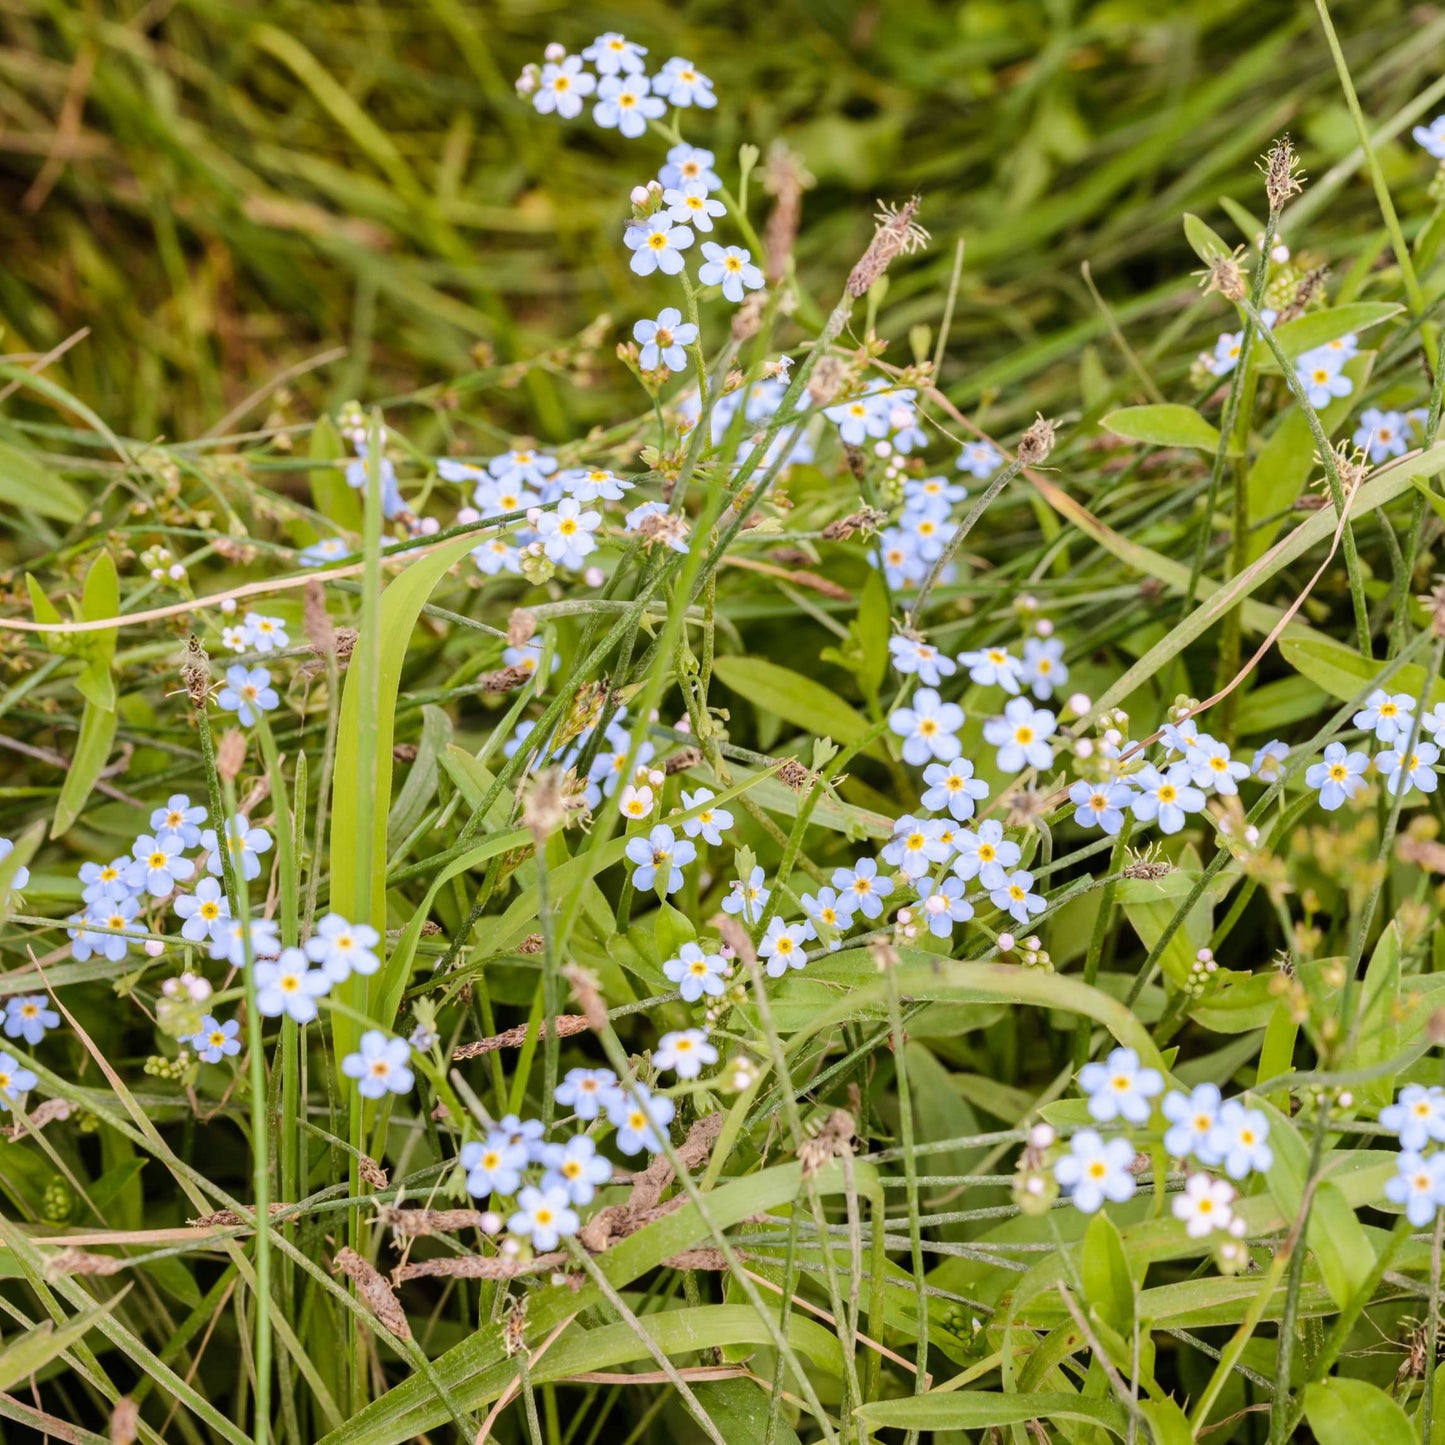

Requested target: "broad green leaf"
[
  {"left": 1279, "top": 633, "right": 1445, "bottom": 708},
  {"left": 1260, "top": 1098, "right": 1374, "bottom": 1309},
  {"left": 75, "top": 549, "right": 119, "bottom": 711},
  {"left": 1352, "top": 921, "right": 1402, "bottom": 1107},
  {"left": 51, "top": 699, "right": 118, "bottom": 838},
  {"left": 1269, "top": 302, "right": 1402, "bottom": 361},
  {"left": 0, "top": 1295, "right": 124, "bottom": 1392},
  {"left": 1101, "top": 404, "right": 1221, "bottom": 452},
  {"left": 1303, "top": 1377, "right": 1415, "bottom": 1445},
  {"left": 1082, "top": 1212, "right": 1135, "bottom": 1333},
  {"left": 852, "top": 1391, "right": 1127, "bottom": 1436},
  {"left": 1139, "top": 1397, "right": 1194, "bottom": 1445},
  {"left": 1182, "top": 212, "right": 1232, "bottom": 264},
  {"left": 711, "top": 655, "right": 872, "bottom": 748},
  {"left": 695, "top": 1380, "right": 802, "bottom": 1444},
  {"left": 329, "top": 530, "right": 489, "bottom": 1058},
  {"left": 0, "top": 440, "right": 86, "bottom": 522},
  {"left": 1118, "top": 866, "right": 1212, "bottom": 991},
  {"left": 386, "top": 703, "right": 449, "bottom": 851}
]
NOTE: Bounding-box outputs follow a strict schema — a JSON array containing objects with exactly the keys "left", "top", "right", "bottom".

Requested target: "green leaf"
[
  {"left": 51, "top": 699, "right": 118, "bottom": 838},
  {"left": 1260, "top": 1098, "right": 1375, "bottom": 1308},
  {"left": 309, "top": 414, "right": 362, "bottom": 531},
  {"left": 1082, "top": 1211, "right": 1135, "bottom": 1333},
  {"left": 328, "top": 531, "right": 482, "bottom": 1054},
  {"left": 75, "top": 550, "right": 119, "bottom": 711},
  {"left": 1351, "top": 922, "right": 1402, "bottom": 1108},
  {"left": 1303, "top": 1377, "right": 1415, "bottom": 1445},
  {"left": 711, "top": 655, "right": 873, "bottom": 748},
  {"left": 852, "top": 1391, "right": 1127, "bottom": 1436},
  {"left": 1139, "top": 1397, "right": 1195, "bottom": 1445},
  {"left": 1101, "top": 404, "right": 1221, "bottom": 452},
  {"left": 0, "top": 440, "right": 86, "bottom": 522},
  {"left": 1269, "top": 302, "right": 1402, "bottom": 361},
  {"left": 695, "top": 1380, "right": 802, "bottom": 1444},
  {"left": 1182, "top": 212, "right": 1232, "bottom": 264},
  {"left": 386, "top": 703, "right": 449, "bottom": 852},
  {"left": 0, "top": 1295, "right": 124, "bottom": 1392},
  {"left": 1279, "top": 633, "right": 1445, "bottom": 708}
]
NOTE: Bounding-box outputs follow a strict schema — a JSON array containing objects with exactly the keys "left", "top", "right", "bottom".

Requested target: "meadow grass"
[{"left": 1, "top": 2, "right": 1445, "bottom": 1443}]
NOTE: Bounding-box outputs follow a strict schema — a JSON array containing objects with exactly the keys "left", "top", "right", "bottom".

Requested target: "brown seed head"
[
  {"left": 1016, "top": 415, "right": 1057, "bottom": 467},
  {"left": 1261, "top": 136, "right": 1305, "bottom": 212},
  {"left": 1196, "top": 249, "right": 1249, "bottom": 302},
  {"left": 847, "top": 196, "right": 929, "bottom": 298},
  {"left": 507, "top": 608, "right": 538, "bottom": 648}
]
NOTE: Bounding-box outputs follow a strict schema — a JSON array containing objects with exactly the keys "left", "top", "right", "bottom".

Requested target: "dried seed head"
[
  {"left": 848, "top": 196, "right": 929, "bottom": 298},
  {"left": 664, "top": 746, "right": 703, "bottom": 775},
  {"left": 731, "top": 291, "right": 766, "bottom": 342},
  {"left": 182, "top": 635, "right": 210, "bottom": 708},
  {"left": 1314, "top": 440, "right": 1369, "bottom": 497},
  {"left": 562, "top": 963, "right": 607, "bottom": 1032},
  {"left": 333, "top": 1246, "right": 411, "bottom": 1341},
  {"left": 503, "top": 1295, "right": 529, "bottom": 1357},
  {"left": 762, "top": 141, "right": 814, "bottom": 281},
  {"left": 1275, "top": 263, "right": 1328, "bottom": 325},
  {"left": 482, "top": 663, "right": 534, "bottom": 694},
  {"left": 358, "top": 1153, "right": 389, "bottom": 1189},
  {"left": 302, "top": 579, "right": 335, "bottom": 655},
  {"left": 1195, "top": 247, "right": 1249, "bottom": 302},
  {"left": 1122, "top": 858, "right": 1172, "bottom": 880},
  {"left": 522, "top": 768, "right": 569, "bottom": 841},
  {"left": 516, "top": 933, "right": 544, "bottom": 955},
  {"left": 110, "top": 1398, "right": 140, "bottom": 1445},
  {"left": 807, "top": 352, "right": 848, "bottom": 407},
  {"left": 777, "top": 758, "right": 811, "bottom": 791},
  {"left": 635, "top": 508, "right": 690, "bottom": 552},
  {"left": 507, "top": 608, "right": 538, "bottom": 648},
  {"left": 1261, "top": 136, "right": 1305, "bottom": 212},
  {"left": 216, "top": 728, "right": 247, "bottom": 783},
  {"left": 798, "top": 1109, "right": 857, "bottom": 1178},
  {"left": 822, "top": 506, "right": 887, "bottom": 541},
  {"left": 1016, "top": 415, "right": 1056, "bottom": 467}
]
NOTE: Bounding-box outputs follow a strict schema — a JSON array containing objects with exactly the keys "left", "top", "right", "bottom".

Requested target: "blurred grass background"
[{"left": 0, "top": 0, "right": 1440, "bottom": 445}]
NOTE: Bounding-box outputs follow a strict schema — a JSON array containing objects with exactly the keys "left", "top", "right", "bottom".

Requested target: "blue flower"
[
  {"left": 633, "top": 306, "right": 698, "bottom": 370},
  {"left": 957, "top": 441, "right": 1001, "bottom": 478},
  {"left": 990, "top": 869, "right": 1046, "bottom": 926},
  {"left": 624, "top": 824, "right": 694, "bottom": 894},
  {"left": 720, "top": 864, "right": 770, "bottom": 922},
  {"left": 830, "top": 858, "right": 893, "bottom": 920},
  {"left": 342, "top": 1030, "right": 414, "bottom": 1099},
  {"left": 957, "top": 645, "right": 1023, "bottom": 694},
  {"left": 758, "top": 918, "right": 809, "bottom": 978},
  {"left": 582, "top": 32, "right": 647, "bottom": 76},
  {"left": 678, "top": 787, "right": 732, "bottom": 845},
  {"left": 0, "top": 1053, "right": 37, "bottom": 1111},
  {"left": 253, "top": 948, "right": 331, "bottom": 1023},
  {"left": 1295, "top": 346, "right": 1353, "bottom": 408},
  {"left": 1251, "top": 739, "right": 1289, "bottom": 780},
  {"left": 1353, "top": 406, "right": 1409, "bottom": 464},
  {"left": 1131, "top": 764, "right": 1207, "bottom": 835},
  {"left": 902, "top": 475, "right": 968, "bottom": 511},
  {"left": 125, "top": 832, "right": 195, "bottom": 898},
  {"left": 881, "top": 815, "right": 952, "bottom": 879},
  {"left": 624, "top": 214, "right": 694, "bottom": 276},
  {"left": 537, "top": 499, "right": 602, "bottom": 569},
  {"left": 79, "top": 857, "right": 131, "bottom": 906},
  {"left": 594, "top": 74, "right": 664, "bottom": 138},
  {"left": 151, "top": 793, "right": 208, "bottom": 848},
  {"left": 825, "top": 391, "right": 892, "bottom": 445},
  {"left": 72, "top": 897, "right": 144, "bottom": 962},
  {"left": 509, "top": 1184, "right": 580, "bottom": 1249},
  {"left": 1019, "top": 637, "right": 1068, "bottom": 700},
  {"left": 1353, "top": 688, "right": 1416, "bottom": 744},
  {"left": 473, "top": 537, "right": 522, "bottom": 576},
  {"left": 659, "top": 143, "right": 720, "bottom": 192},
  {"left": 663, "top": 943, "right": 728, "bottom": 1001},
  {"left": 534, "top": 56, "right": 596, "bottom": 119},
  {"left": 1068, "top": 780, "right": 1134, "bottom": 835},
  {"left": 1205, "top": 1100, "right": 1272, "bottom": 1179},
  {"left": 202, "top": 815, "right": 273, "bottom": 883},
  {"left": 555, "top": 1067, "right": 622, "bottom": 1121},
  {"left": 3, "top": 994, "right": 59, "bottom": 1046},
  {"left": 698, "top": 243, "right": 763, "bottom": 303},
  {"left": 654, "top": 1028, "right": 718, "bottom": 1078},
  {"left": 983, "top": 698, "right": 1056, "bottom": 774},
  {"left": 663, "top": 181, "right": 725, "bottom": 233},
  {"left": 558, "top": 468, "right": 633, "bottom": 503},
  {"left": 1377, "top": 741, "right": 1440, "bottom": 798},
  {"left": 1055, "top": 1130, "right": 1137, "bottom": 1213},
  {"left": 305, "top": 913, "right": 382, "bottom": 982},
  {"left": 541, "top": 1134, "right": 612, "bottom": 1205},
  {"left": 344, "top": 441, "right": 406, "bottom": 519},
  {"left": 1161, "top": 1083, "right": 1223, "bottom": 1161},
  {"left": 889, "top": 687, "right": 964, "bottom": 765},
  {"left": 1078, "top": 1047, "right": 1163, "bottom": 1125},
  {"left": 298, "top": 536, "right": 352, "bottom": 566},
  {"left": 889, "top": 634, "right": 957, "bottom": 688},
  {"left": 921, "top": 759, "right": 989, "bottom": 821},
  {"left": 651, "top": 57, "right": 716, "bottom": 109},
  {"left": 951, "top": 820, "right": 1019, "bottom": 890},
  {"left": 1414, "top": 114, "right": 1445, "bottom": 159},
  {"left": 1304, "top": 741, "right": 1369, "bottom": 811},
  {"left": 913, "top": 876, "right": 973, "bottom": 937},
  {"left": 461, "top": 1131, "right": 529, "bottom": 1198},
  {"left": 607, "top": 1084, "right": 675, "bottom": 1155},
  {"left": 217, "top": 665, "right": 279, "bottom": 726},
  {"left": 1386, "top": 1150, "right": 1445, "bottom": 1227},
  {"left": 1381, "top": 1085, "right": 1445, "bottom": 1151},
  {"left": 190, "top": 1015, "right": 242, "bottom": 1065},
  {"left": 876, "top": 529, "right": 927, "bottom": 590},
  {"left": 488, "top": 447, "right": 557, "bottom": 490}
]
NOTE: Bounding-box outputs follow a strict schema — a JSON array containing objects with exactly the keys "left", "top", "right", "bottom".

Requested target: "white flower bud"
[
  {"left": 584, "top": 566, "right": 605, "bottom": 587},
  {"left": 1029, "top": 1122, "right": 1055, "bottom": 1149},
  {"left": 630, "top": 184, "right": 651, "bottom": 206},
  {"left": 221, "top": 597, "right": 237, "bottom": 615},
  {"left": 145, "top": 939, "right": 166, "bottom": 958},
  {"left": 168, "top": 564, "right": 187, "bottom": 581},
  {"left": 1073, "top": 738, "right": 1094, "bottom": 759},
  {"left": 1035, "top": 618, "right": 1054, "bottom": 637},
  {"left": 997, "top": 932, "right": 1014, "bottom": 952},
  {"left": 543, "top": 41, "right": 566, "bottom": 62}
]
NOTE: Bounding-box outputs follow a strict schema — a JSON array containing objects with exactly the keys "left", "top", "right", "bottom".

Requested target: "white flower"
[
  {"left": 623, "top": 214, "right": 694, "bottom": 276},
  {"left": 1078, "top": 1047, "right": 1163, "bottom": 1125},
  {"left": 1172, "top": 1173, "right": 1235, "bottom": 1238},
  {"left": 655, "top": 1028, "right": 718, "bottom": 1079},
  {"left": 957, "top": 645, "right": 1023, "bottom": 694},
  {"left": 1055, "top": 1129, "right": 1137, "bottom": 1213},
  {"left": 617, "top": 784, "right": 654, "bottom": 821},
  {"left": 536, "top": 499, "right": 601, "bottom": 569}
]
